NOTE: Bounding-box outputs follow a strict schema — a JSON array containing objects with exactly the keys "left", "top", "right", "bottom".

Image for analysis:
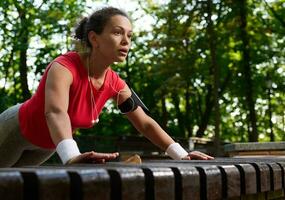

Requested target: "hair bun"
[{"left": 74, "top": 17, "right": 88, "bottom": 40}]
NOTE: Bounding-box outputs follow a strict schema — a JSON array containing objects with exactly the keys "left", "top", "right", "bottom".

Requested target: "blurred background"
[{"left": 0, "top": 0, "right": 284, "bottom": 158}]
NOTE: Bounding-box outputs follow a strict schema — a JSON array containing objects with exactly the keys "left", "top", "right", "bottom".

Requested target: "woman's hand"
[
  {"left": 182, "top": 151, "right": 214, "bottom": 160},
  {"left": 67, "top": 151, "right": 119, "bottom": 164}
]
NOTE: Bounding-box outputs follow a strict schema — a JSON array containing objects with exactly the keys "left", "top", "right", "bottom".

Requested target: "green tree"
[{"left": 0, "top": 0, "right": 85, "bottom": 110}]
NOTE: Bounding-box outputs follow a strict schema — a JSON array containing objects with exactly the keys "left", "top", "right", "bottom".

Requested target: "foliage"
[
  {"left": 0, "top": 0, "right": 284, "bottom": 143},
  {"left": 0, "top": 0, "right": 85, "bottom": 110}
]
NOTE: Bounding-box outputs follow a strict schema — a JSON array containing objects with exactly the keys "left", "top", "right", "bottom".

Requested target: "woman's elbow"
[{"left": 44, "top": 108, "right": 63, "bottom": 120}]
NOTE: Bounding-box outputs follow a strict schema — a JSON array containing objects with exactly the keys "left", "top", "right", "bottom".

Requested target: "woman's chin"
[{"left": 115, "top": 57, "right": 126, "bottom": 62}]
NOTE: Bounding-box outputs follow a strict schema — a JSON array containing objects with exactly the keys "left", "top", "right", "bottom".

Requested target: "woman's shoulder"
[
  {"left": 54, "top": 51, "right": 81, "bottom": 66},
  {"left": 52, "top": 51, "right": 85, "bottom": 76}
]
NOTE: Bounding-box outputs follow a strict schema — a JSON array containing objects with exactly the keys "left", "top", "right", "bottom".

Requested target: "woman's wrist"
[
  {"left": 166, "top": 142, "right": 188, "bottom": 160},
  {"left": 56, "top": 139, "right": 81, "bottom": 164}
]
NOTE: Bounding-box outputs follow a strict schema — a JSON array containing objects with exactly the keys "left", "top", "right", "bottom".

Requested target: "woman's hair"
[{"left": 74, "top": 7, "right": 129, "bottom": 48}]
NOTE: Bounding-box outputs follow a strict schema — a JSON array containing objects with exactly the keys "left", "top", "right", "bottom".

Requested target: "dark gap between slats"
[
  {"left": 195, "top": 167, "right": 206, "bottom": 200},
  {"left": 217, "top": 166, "right": 228, "bottom": 199},
  {"left": 234, "top": 165, "right": 245, "bottom": 195},
  {"left": 68, "top": 172, "right": 83, "bottom": 200},
  {"left": 249, "top": 163, "right": 261, "bottom": 192},
  {"left": 21, "top": 172, "right": 38, "bottom": 200},
  {"left": 170, "top": 167, "right": 182, "bottom": 200},
  {"left": 265, "top": 164, "right": 274, "bottom": 191},
  {"left": 142, "top": 168, "right": 154, "bottom": 200},
  {"left": 108, "top": 170, "right": 122, "bottom": 200}
]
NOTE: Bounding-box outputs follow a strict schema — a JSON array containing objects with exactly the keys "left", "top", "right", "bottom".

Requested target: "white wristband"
[
  {"left": 166, "top": 143, "right": 188, "bottom": 160},
  {"left": 56, "top": 139, "right": 81, "bottom": 164}
]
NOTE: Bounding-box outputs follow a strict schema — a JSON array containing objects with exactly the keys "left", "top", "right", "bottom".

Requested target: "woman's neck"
[{"left": 80, "top": 51, "right": 110, "bottom": 79}]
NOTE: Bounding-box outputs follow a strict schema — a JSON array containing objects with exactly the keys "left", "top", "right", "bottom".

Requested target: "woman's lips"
[{"left": 118, "top": 49, "right": 128, "bottom": 56}]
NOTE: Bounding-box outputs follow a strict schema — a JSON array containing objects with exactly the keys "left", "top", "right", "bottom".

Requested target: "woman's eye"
[{"left": 114, "top": 31, "right": 122, "bottom": 35}]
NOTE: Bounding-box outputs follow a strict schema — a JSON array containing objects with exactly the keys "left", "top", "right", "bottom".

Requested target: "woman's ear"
[{"left": 88, "top": 31, "right": 99, "bottom": 48}]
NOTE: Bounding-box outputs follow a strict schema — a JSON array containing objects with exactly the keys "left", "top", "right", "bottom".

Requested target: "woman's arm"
[
  {"left": 117, "top": 85, "right": 214, "bottom": 160},
  {"left": 45, "top": 62, "right": 73, "bottom": 145},
  {"left": 45, "top": 62, "right": 119, "bottom": 164},
  {"left": 126, "top": 107, "right": 175, "bottom": 150}
]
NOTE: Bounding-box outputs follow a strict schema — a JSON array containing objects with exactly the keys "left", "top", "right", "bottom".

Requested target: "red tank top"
[{"left": 19, "top": 52, "right": 126, "bottom": 149}]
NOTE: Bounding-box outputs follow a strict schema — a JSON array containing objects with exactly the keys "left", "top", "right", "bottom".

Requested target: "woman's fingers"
[
  {"left": 193, "top": 151, "right": 214, "bottom": 160},
  {"left": 67, "top": 151, "right": 119, "bottom": 164},
  {"left": 91, "top": 152, "right": 119, "bottom": 160},
  {"left": 185, "top": 151, "right": 214, "bottom": 160}
]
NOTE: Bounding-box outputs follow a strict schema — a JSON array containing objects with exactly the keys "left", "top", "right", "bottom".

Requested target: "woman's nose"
[{"left": 121, "top": 35, "right": 130, "bottom": 46}]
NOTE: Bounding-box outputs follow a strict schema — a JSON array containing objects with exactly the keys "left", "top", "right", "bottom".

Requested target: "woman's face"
[{"left": 91, "top": 15, "right": 132, "bottom": 63}]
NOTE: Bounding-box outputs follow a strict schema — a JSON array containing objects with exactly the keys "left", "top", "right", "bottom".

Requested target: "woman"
[{"left": 0, "top": 7, "right": 213, "bottom": 167}]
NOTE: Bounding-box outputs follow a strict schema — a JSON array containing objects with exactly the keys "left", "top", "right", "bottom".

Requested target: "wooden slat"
[
  {"left": 196, "top": 165, "right": 222, "bottom": 200},
  {"left": 19, "top": 168, "right": 70, "bottom": 200},
  {"left": 250, "top": 162, "right": 271, "bottom": 192},
  {"left": 0, "top": 171, "right": 23, "bottom": 199},
  {"left": 235, "top": 163, "right": 257, "bottom": 195},
  {"left": 266, "top": 163, "right": 282, "bottom": 191},
  {"left": 67, "top": 168, "right": 110, "bottom": 200},
  {"left": 142, "top": 167, "right": 175, "bottom": 200},
  {"left": 217, "top": 165, "right": 240, "bottom": 199},
  {"left": 276, "top": 162, "right": 285, "bottom": 188},
  {"left": 171, "top": 166, "right": 200, "bottom": 200},
  {"left": 107, "top": 167, "right": 145, "bottom": 200}
]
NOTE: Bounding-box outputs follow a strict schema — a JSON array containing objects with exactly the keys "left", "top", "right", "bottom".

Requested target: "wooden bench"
[
  {"left": 1, "top": 157, "right": 285, "bottom": 199},
  {"left": 224, "top": 142, "right": 285, "bottom": 157}
]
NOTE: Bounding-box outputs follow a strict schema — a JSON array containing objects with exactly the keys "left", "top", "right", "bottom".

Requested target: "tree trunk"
[
  {"left": 239, "top": 0, "right": 258, "bottom": 142},
  {"left": 268, "top": 87, "right": 274, "bottom": 141},
  {"left": 16, "top": 3, "right": 31, "bottom": 101},
  {"left": 266, "top": 73, "right": 274, "bottom": 141},
  {"left": 19, "top": 45, "right": 31, "bottom": 100},
  {"left": 185, "top": 81, "right": 193, "bottom": 137},
  {"left": 161, "top": 95, "right": 168, "bottom": 131},
  {"left": 206, "top": 0, "right": 221, "bottom": 155},
  {"left": 196, "top": 71, "right": 231, "bottom": 137},
  {"left": 196, "top": 84, "right": 213, "bottom": 137},
  {"left": 171, "top": 92, "right": 185, "bottom": 137}
]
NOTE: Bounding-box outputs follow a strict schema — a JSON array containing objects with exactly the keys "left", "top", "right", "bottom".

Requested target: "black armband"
[{"left": 118, "top": 88, "right": 150, "bottom": 114}]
